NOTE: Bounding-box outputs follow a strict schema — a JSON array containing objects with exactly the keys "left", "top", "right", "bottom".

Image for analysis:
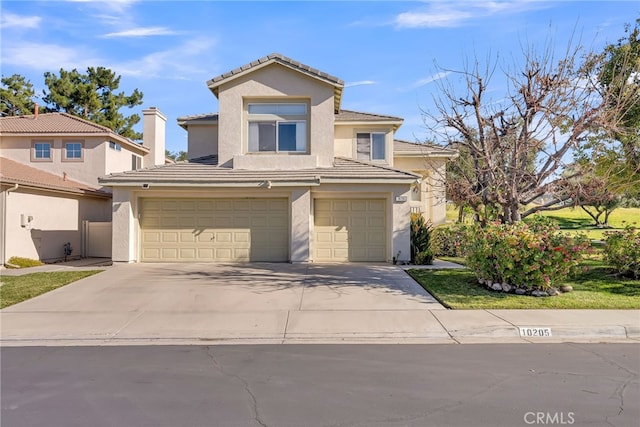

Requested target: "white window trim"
[
  {"left": 245, "top": 101, "right": 309, "bottom": 154},
  {"left": 356, "top": 131, "right": 387, "bottom": 162}
]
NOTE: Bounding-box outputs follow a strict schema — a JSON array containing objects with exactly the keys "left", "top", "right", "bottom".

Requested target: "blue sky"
[{"left": 1, "top": 0, "right": 638, "bottom": 153}]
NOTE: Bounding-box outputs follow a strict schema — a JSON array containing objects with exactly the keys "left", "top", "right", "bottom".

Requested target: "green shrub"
[
  {"left": 603, "top": 226, "right": 640, "bottom": 279},
  {"left": 432, "top": 224, "right": 469, "bottom": 257},
  {"left": 410, "top": 213, "right": 434, "bottom": 265},
  {"left": 6, "top": 256, "right": 44, "bottom": 268},
  {"left": 465, "top": 216, "right": 591, "bottom": 291}
]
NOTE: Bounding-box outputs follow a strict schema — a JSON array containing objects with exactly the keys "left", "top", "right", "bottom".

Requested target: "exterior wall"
[
  {"left": 334, "top": 124, "right": 394, "bottom": 166},
  {"left": 187, "top": 124, "right": 219, "bottom": 159},
  {"left": 2, "top": 186, "right": 111, "bottom": 262},
  {"left": 217, "top": 64, "right": 335, "bottom": 168},
  {"left": 393, "top": 156, "right": 448, "bottom": 225},
  {"left": 111, "top": 187, "right": 137, "bottom": 263},
  {"left": 0, "top": 134, "right": 144, "bottom": 188}
]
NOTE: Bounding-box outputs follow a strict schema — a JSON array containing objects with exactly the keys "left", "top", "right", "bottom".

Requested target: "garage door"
[
  {"left": 314, "top": 199, "right": 386, "bottom": 262},
  {"left": 140, "top": 198, "right": 288, "bottom": 262}
]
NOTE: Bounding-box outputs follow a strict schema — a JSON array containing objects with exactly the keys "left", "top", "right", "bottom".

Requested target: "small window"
[
  {"left": 357, "top": 133, "right": 386, "bottom": 161},
  {"left": 109, "top": 141, "right": 122, "bottom": 151},
  {"left": 64, "top": 142, "right": 83, "bottom": 161},
  {"left": 32, "top": 142, "right": 52, "bottom": 161},
  {"left": 131, "top": 154, "right": 142, "bottom": 170}
]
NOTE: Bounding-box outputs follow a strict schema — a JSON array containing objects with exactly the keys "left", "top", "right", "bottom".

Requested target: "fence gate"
[{"left": 82, "top": 221, "right": 112, "bottom": 258}]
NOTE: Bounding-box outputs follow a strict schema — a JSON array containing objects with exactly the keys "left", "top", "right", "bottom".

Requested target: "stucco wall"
[
  {"left": 216, "top": 64, "right": 335, "bottom": 168},
  {"left": 0, "top": 135, "right": 143, "bottom": 188},
  {"left": 393, "top": 156, "right": 448, "bottom": 225},
  {"left": 334, "top": 124, "right": 394, "bottom": 165},
  {"left": 2, "top": 187, "right": 111, "bottom": 262},
  {"left": 187, "top": 124, "right": 219, "bottom": 159}
]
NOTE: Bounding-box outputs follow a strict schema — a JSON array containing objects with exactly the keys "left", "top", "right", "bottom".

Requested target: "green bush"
[
  {"left": 410, "top": 213, "right": 434, "bottom": 265},
  {"left": 465, "top": 217, "right": 591, "bottom": 291},
  {"left": 6, "top": 256, "right": 44, "bottom": 268},
  {"left": 432, "top": 224, "right": 469, "bottom": 257},
  {"left": 603, "top": 226, "right": 640, "bottom": 279}
]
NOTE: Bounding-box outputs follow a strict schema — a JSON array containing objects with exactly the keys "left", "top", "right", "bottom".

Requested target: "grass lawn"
[
  {"left": 409, "top": 260, "right": 640, "bottom": 309},
  {"left": 0, "top": 270, "right": 103, "bottom": 309},
  {"left": 445, "top": 205, "right": 640, "bottom": 240},
  {"left": 539, "top": 207, "right": 640, "bottom": 240}
]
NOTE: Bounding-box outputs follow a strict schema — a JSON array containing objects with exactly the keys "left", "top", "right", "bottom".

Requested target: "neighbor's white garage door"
[
  {"left": 140, "top": 198, "right": 288, "bottom": 262},
  {"left": 314, "top": 199, "right": 386, "bottom": 262}
]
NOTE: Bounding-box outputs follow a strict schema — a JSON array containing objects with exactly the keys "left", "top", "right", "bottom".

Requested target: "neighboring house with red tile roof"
[
  {"left": 0, "top": 109, "right": 166, "bottom": 263},
  {"left": 100, "top": 53, "right": 457, "bottom": 264}
]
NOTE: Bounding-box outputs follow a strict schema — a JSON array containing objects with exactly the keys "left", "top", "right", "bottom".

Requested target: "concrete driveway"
[{"left": 1, "top": 263, "right": 450, "bottom": 345}]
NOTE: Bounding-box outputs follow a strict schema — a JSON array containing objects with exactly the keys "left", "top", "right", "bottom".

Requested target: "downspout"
[{"left": 2, "top": 184, "right": 19, "bottom": 267}]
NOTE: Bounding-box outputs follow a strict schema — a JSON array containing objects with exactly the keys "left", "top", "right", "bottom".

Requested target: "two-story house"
[
  {"left": 100, "top": 53, "right": 456, "bottom": 264},
  {"left": 0, "top": 110, "right": 163, "bottom": 263}
]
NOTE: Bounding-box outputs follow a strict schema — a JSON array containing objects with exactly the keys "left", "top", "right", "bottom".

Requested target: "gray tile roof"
[
  {"left": 207, "top": 53, "right": 344, "bottom": 87},
  {"left": 394, "top": 140, "right": 458, "bottom": 157},
  {"left": 177, "top": 113, "right": 219, "bottom": 130},
  {"left": 99, "top": 156, "right": 419, "bottom": 186},
  {"left": 206, "top": 53, "right": 345, "bottom": 112},
  {"left": 335, "top": 110, "right": 404, "bottom": 123}
]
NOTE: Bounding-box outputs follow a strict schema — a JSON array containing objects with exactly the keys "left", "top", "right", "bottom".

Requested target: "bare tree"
[{"left": 424, "top": 36, "right": 637, "bottom": 224}]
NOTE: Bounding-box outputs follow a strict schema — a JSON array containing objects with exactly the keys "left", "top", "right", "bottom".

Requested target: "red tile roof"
[{"left": 0, "top": 157, "right": 111, "bottom": 198}]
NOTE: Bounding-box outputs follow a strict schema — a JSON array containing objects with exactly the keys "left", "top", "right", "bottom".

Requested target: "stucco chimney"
[
  {"left": 34, "top": 103, "right": 39, "bottom": 119},
  {"left": 142, "top": 107, "right": 166, "bottom": 168}
]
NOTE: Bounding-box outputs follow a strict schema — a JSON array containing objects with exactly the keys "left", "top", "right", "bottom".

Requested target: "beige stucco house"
[
  {"left": 100, "top": 53, "right": 456, "bottom": 264},
  {"left": 0, "top": 111, "right": 161, "bottom": 263}
]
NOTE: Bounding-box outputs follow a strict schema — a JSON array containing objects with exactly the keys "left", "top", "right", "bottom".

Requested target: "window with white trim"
[
  {"left": 247, "top": 102, "right": 308, "bottom": 153},
  {"left": 357, "top": 132, "right": 386, "bottom": 161},
  {"left": 131, "top": 154, "right": 142, "bottom": 170}
]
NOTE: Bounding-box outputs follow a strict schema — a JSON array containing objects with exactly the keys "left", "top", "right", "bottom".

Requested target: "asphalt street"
[{"left": 1, "top": 343, "right": 638, "bottom": 427}]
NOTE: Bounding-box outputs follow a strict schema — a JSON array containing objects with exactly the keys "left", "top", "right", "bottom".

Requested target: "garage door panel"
[
  {"left": 141, "top": 198, "right": 288, "bottom": 262},
  {"left": 314, "top": 199, "right": 386, "bottom": 262}
]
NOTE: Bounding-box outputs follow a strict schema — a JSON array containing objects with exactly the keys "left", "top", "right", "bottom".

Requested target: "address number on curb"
[{"left": 519, "top": 327, "right": 552, "bottom": 337}]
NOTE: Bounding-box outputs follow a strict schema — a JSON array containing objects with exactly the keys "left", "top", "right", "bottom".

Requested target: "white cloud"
[
  {"left": 394, "top": 1, "right": 549, "bottom": 29},
  {"left": 66, "top": 0, "right": 138, "bottom": 15},
  {"left": 411, "top": 71, "right": 452, "bottom": 88},
  {"left": 1, "top": 42, "right": 101, "bottom": 71},
  {"left": 1, "top": 12, "right": 42, "bottom": 29},
  {"left": 111, "top": 37, "right": 218, "bottom": 79},
  {"left": 345, "top": 80, "right": 376, "bottom": 88},
  {"left": 102, "top": 26, "right": 180, "bottom": 38}
]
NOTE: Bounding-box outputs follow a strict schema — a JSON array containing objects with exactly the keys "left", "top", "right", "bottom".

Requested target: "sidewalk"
[{"left": 1, "top": 260, "right": 638, "bottom": 346}]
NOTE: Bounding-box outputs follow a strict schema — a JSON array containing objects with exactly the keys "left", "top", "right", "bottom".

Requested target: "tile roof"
[
  {"left": 177, "top": 113, "right": 219, "bottom": 129},
  {"left": 394, "top": 139, "right": 458, "bottom": 157},
  {"left": 206, "top": 53, "right": 344, "bottom": 112},
  {"left": 207, "top": 53, "right": 344, "bottom": 87},
  {"left": 0, "top": 157, "right": 111, "bottom": 198},
  {"left": 0, "top": 112, "right": 147, "bottom": 153},
  {"left": 335, "top": 110, "right": 404, "bottom": 123},
  {"left": 99, "top": 156, "right": 419, "bottom": 186}
]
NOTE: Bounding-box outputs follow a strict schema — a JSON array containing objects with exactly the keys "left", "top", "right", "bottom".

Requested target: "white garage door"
[
  {"left": 140, "top": 198, "right": 288, "bottom": 262},
  {"left": 314, "top": 199, "right": 386, "bottom": 262}
]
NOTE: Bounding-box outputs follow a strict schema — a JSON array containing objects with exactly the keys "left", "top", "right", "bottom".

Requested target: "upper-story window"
[
  {"left": 32, "top": 141, "right": 52, "bottom": 162},
  {"left": 63, "top": 141, "right": 83, "bottom": 161},
  {"left": 357, "top": 132, "right": 386, "bottom": 161},
  {"left": 247, "top": 102, "right": 308, "bottom": 153},
  {"left": 109, "top": 141, "right": 122, "bottom": 151}
]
